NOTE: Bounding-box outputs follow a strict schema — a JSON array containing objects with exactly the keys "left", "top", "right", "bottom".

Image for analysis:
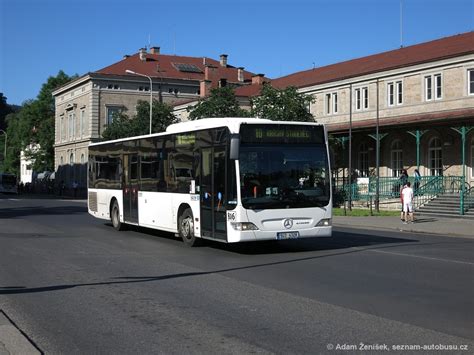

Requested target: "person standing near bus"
[
  {"left": 399, "top": 169, "right": 408, "bottom": 221},
  {"left": 402, "top": 181, "right": 414, "bottom": 224}
]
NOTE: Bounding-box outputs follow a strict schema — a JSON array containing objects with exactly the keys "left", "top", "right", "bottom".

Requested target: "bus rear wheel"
[
  {"left": 111, "top": 200, "right": 125, "bottom": 231},
  {"left": 179, "top": 208, "right": 199, "bottom": 247}
]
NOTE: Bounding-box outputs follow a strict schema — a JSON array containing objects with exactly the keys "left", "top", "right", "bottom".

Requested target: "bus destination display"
[{"left": 240, "top": 124, "right": 324, "bottom": 144}]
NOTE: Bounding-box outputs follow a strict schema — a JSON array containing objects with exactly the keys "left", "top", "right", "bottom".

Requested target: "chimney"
[
  {"left": 251, "top": 74, "right": 265, "bottom": 85},
  {"left": 123, "top": 54, "right": 131, "bottom": 60},
  {"left": 237, "top": 67, "right": 244, "bottom": 82},
  {"left": 220, "top": 54, "right": 228, "bottom": 67},
  {"left": 200, "top": 80, "right": 212, "bottom": 98},
  {"left": 150, "top": 46, "right": 160, "bottom": 55},
  {"left": 139, "top": 48, "right": 147, "bottom": 61}
]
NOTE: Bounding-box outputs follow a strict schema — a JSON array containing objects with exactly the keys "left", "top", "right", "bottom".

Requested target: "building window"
[
  {"left": 388, "top": 81, "right": 403, "bottom": 106},
  {"left": 70, "top": 153, "right": 74, "bottom": 165},
  {"left": 106, "top": 106, "right": 122, "bottom": 125},
  {"left": 355, "top": 87, "right": 368, "bottom": 110},
  {"left": 325, "top": 92, "right": 338, "bottom": 115},
  {"left": 107, "top": 84, "right": 120, "bottom": 90},
  {"left": 80, "top": 109, "right": 86, "bottom": 138},
  {"left": 355, "top": 88, "right": 361, "bottom": 110},
  {"left": 363, "top": 87, "right": 368, "bottom": 109},
  {"left": 68, "top": 112, "right": 75, "bottom": 140},
  {"left": 358, "top": 142, "right": 369, "bottom": 177},
  {"left": 390, "top": 140, "right": 403, "bottom": 177},
  {"left": 429, "top": 137, "right": 443, "bottom": 176},
  {"left": 60, "top": 116, "right": 65, "bottom": 141},
  {"left": 397, "top": 81, "right": 403, "bottom": 105},
  {"left": 60, "top": 156, "right": 64, "bottom": 166},
  {"left": 425, "top": 73, "right": 442, "bottom": 101},
  {"left": 139, "top": 86, "right": 150, "bottom": 91},
  {"left": 468, "top": 69, "right": 474, "bottom": 95}
]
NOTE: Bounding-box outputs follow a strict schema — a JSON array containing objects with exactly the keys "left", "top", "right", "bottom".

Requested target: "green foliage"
[
  {"left": 102, "top": 100, "right": 178, "bottom": 140},
  {"left": 0, "top": 93, "right": 14, "bottom": 131},
  {"left": 187, "top": 86, "right": 250, "bottom": 120},
  {"left": 250, "top": 84, "right": 315, "bottom": 122},
  {"left": 2, "top": 71, "right": 77, "bottom": 174}
]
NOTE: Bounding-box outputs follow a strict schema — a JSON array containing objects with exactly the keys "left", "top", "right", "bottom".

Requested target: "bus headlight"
[
  {"left": 316, "top": 218, "right": 332, "bottom": 227},
  {"left": 231, "top": 222, "right": 259, "bottom": 231}
]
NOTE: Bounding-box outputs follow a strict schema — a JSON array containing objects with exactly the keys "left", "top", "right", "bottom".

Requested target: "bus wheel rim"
[{"left": 181, "top": 217, "right": 193, "bottom": 239}]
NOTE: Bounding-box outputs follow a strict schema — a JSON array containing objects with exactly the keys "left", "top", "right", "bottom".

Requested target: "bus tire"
[
  {"left": 179, "top": 208, "right": 199, "bottom": 247},
  {"left": 111, "top": 200, "right": 125, "bottom": 231}
]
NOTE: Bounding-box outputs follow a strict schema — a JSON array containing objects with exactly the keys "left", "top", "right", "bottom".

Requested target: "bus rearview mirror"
[{"left": 230, "top": 135, "right": 240, "bottom": 160}]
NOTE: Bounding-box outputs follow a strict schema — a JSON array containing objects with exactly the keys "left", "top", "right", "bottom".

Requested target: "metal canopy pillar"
[
  {"left": 368, "top": 132, "right": 388, "bottom": 212},
  {"left": 407, "top": 129, "right": 428, "bottom": 171},
  {"left": 451, "top": 126, "right": 473, "bottom": 215},
  {"left": 335, "top": 136, "right": 349, "bottom": 215}
]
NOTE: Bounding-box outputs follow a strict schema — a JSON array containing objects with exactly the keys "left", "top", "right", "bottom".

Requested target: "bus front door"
[
  {"left": 200, "top": 147, "right": 227, "bottom": 241},
  {"left": 123, "top": 154, "right": 139, "bottom": 224}
]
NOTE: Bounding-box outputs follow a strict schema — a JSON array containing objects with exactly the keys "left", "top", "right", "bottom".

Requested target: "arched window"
[
  {"left": 429, "top": 137, "right": 442, "bottom": 176},
  {"left": 358, "top": 142, "right": 369, "bottom": 177},
  {"left": 390, "top": 139, "right": 403, "bottom": 177},
  {"left": 69, "top": 153, "right": 74, "bottom": 165},
  {"left": 60, "top": 156, "right": 64, "bottom": 166}
]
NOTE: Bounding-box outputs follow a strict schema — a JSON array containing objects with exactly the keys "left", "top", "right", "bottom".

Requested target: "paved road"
[{"left": 0, "top": 196, "right": 473, "bottom": 354}]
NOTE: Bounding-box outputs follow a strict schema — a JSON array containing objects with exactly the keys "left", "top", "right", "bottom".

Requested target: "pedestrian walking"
[{"left": 402, "top": 181, "right": 414, "bottom": 223}]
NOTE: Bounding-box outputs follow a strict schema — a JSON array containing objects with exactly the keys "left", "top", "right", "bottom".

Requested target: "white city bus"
[{"left": 88, "top": 117, "right": 332, "bottom": 246}]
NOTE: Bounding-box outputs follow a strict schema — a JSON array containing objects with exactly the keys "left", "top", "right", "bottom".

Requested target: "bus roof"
[{"left": 89, "top": 117, "right": 325, "bottom": 147}]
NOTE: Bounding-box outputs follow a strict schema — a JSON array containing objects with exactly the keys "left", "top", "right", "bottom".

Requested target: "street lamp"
[
  {"left": 125, "top": 69, "right": 153, "bottom": 134},
  {"left": 0, "top": 129, "right": 7, "bottom": 164}
]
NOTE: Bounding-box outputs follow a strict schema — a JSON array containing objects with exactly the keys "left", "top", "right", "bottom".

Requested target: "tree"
[
  {"left": 2, "top": 71, "right": 77, "bottom": 174},
  {"left": 250, "top": 84, "right": 315, "bottom": 122},
  {"left": 102, "top": 100, "right": 178, "bottom": 140},
  {"left": 0, "top": 93, "right": 14, "bottom": 131},
  {"left": 187, "top": 86, "right": 249, "bottom": 120}
]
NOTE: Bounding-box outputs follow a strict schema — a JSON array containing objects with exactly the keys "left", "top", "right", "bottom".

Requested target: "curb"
[
  {"left": 333, "top": 223, "right": 474, "bottom": 239},
  {"left": 0, "top": 311, "right": 41, "bottom": 355}
]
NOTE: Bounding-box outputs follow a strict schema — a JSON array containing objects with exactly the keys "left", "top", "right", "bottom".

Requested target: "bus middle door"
[
  {"left": 200, "top": 147, "right": 227, "bottom": 241},
  {"left": 123, "top": 154, "right": 139, "bottom": 224}
]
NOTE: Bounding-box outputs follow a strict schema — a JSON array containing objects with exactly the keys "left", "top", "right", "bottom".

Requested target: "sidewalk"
[
  {"left": 334, "top": 215, "right": 474, "bottom": 238},
  {"left": 0, "top": 311, "right": 40, "bottom": 355}
]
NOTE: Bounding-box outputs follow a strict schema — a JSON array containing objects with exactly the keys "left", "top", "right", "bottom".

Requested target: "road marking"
[{"left": 364, "top": 248, "right": 474, "bottom": 266}]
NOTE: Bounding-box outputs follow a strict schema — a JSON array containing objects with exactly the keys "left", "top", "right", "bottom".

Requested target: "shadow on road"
[
  {"left": 0, "top": 229, "right": 421, "bottom": 296},
  {"left": 120, "top": 223, "right": 419, "bottom": 255}
]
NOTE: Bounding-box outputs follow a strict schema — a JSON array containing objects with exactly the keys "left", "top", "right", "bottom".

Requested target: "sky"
[{"left": 1, "top": 0, "right": 473, "bottom": 106}]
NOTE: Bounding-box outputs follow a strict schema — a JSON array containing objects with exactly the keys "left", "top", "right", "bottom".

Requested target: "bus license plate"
[{"left": 276, "top": 231, "right": 299, "bottom": 240}]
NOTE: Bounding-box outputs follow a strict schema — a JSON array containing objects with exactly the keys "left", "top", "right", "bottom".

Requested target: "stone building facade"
[{"left": 269, "top": 32, "right": 474, "bottom": 185}]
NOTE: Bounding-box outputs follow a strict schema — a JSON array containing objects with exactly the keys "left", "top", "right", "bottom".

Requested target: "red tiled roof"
[
  {"left": 95, "top": 52, "right": 256, "bottom": 84},
  {"left": 272, "top": 31, "right": 474, "bottom": 89}
]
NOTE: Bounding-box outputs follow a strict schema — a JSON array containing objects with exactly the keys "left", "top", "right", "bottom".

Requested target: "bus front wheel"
[
  {"left": 179, "top": 208, "right": 199, "bottom": 247},
  {"left": 111, "top": 200, "right": 125, "bottom": 231}
]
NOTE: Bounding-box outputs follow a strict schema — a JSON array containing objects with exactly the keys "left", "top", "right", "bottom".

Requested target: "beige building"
[{"left": 238, "top": 32, "right": 474, "bottom": 183}]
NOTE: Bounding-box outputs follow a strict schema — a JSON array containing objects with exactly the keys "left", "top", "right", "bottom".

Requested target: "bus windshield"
[{"left": 239, "top": 144, "right": 330, "bottom": 209}]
